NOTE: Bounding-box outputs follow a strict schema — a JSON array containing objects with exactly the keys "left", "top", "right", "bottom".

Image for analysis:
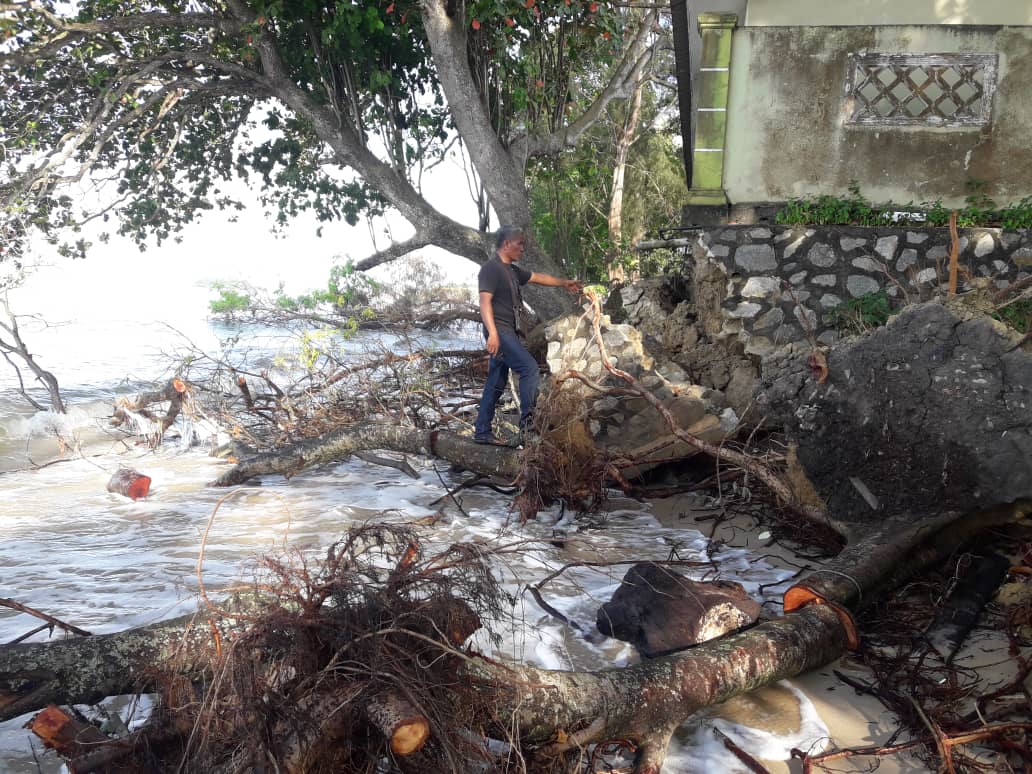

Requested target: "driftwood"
[
  {"left": 110, "top": 377, "right": 188, "bottom": 439},
  {"left": 106, "top": 467, "right": 151, "bottom": 500},
  {"left": 210, "top": 426, "right": 521, "bottom": 487}
]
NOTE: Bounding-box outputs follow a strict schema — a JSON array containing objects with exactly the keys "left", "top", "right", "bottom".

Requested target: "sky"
[{"left": 6, "top": 146, "right": 483, "bottom": 326}]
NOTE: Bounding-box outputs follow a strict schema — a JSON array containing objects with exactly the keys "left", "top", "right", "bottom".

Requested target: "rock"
[
  {"left": 807, "top": 243, "right": 837, "bottom": 268},
  {"left": 896, "top": 248, "right": 918, "bottom": 271},
  {"left": 735, "top": 244, "right": 777, "bottom": 271},
  {"left": 875, "top": 235, "right": 898, "bottom": 261},
  {"left": 846, "top": 274, "right": 880, "bottom": 297},
  {"left": 616, "top": 277, "right": 691, "bottom": 329},
  {"left": 756, "top": 301, "right": 1032, "bottom": 523},
  {"left": 546, "top": 305, "right": 740, "bottom": 475},
  {"left": 597, "top": 563, "right": 762, "bottom": 658}
]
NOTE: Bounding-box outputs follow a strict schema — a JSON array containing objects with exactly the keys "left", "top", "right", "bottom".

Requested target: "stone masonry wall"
[{"left": 689, "top": 225, "right": 1031, "bottom": 357}]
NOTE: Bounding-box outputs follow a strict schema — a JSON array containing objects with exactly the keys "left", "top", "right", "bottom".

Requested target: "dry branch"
[
  {"left": 0, "top": 598, "right": 92, "bottom": 640},
  {"left": 947, "top": 210, "right": 959, "bottom": 296}
]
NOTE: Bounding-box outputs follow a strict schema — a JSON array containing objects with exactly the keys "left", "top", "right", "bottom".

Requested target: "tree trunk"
[
  {"left": 783, "top": 503, "right": 1030, "bottom": 624},
  {"left": 607, "top": 71, "right": 645, "bottom": 283},
  {"left": 0, "top": 602, "right": 258, "bottom": 722},
  {"left": 210, "top": 426, "right": 522, "bottom": 487},
  {"left": 1, "top": 599, "right": 847, "bottom": 773},
  {"left": 5, "top": 497, "right": 1019, "bottom": 771}
]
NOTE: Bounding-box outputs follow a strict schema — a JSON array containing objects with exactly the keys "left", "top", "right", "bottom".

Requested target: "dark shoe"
[{"left": 473, "top": 434, "right": 507, "bottom": 446}]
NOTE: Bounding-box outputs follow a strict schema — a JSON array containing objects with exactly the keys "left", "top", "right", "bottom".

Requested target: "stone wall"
[{"left": 689, "top": 225, "right": 1031, "bottom": 357}]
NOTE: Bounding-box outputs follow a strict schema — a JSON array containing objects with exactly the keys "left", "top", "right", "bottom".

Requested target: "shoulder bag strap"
[{"left": 496, "top": 258, "right": 525, "bottom": 333}]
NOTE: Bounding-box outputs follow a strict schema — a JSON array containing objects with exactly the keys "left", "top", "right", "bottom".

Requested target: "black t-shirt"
[{"left": 478, "top": 257, "right": 531, "bottom": 332}]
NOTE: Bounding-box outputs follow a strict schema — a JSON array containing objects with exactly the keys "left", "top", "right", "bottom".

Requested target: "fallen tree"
[
  {"left": 207, "top": 293, "right": 846, "bottom": 534},
  {"left": 69, "top": 281, "right": 1029, "bottom": 771},
  {"left": 210, "top": 425, "right": 522, "bottom": 487},
  {"left": 3, "top": 495, "right": 1029, "bottom": 773}
]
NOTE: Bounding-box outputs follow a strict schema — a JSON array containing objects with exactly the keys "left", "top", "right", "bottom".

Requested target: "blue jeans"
[{"left": 474, "top": 328, "right": 540, "bottom": 439}]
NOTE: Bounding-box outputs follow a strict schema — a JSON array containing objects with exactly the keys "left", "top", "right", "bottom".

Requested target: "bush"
[{"left": 829, "top": 290, "right": 894, "bottom": 335}]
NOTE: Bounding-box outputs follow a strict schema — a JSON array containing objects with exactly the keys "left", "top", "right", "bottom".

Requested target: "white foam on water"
[
  {"left": 0, "top": 311, "right": 809, "bottom": 771},
  {"left": 666, "top": 682, "right": 831, "bottom": 772}
]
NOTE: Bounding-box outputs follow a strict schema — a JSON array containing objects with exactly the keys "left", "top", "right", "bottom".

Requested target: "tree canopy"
[{"left": 1, "top": 0, "right": 660, "bottom": 315}]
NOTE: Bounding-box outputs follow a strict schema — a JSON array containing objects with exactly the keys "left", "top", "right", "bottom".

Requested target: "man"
[{"left": 474, "top": 226, "right": 581, "bottom": 445}]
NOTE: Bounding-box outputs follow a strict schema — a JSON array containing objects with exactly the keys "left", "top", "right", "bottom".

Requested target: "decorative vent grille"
[{"left": 846, "top": 53, "right": 996, "bottom": 126}]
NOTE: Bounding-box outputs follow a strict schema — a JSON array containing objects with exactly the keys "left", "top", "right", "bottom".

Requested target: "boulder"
[
  {"left": 611, "top": 275, "right": 760, "bottom": 419},
  {"left": 597, "top": 562, "right": 762, "bottom": 658},
  {"left": 757, "top": 301, "right": 1032, "bottom": 523}
]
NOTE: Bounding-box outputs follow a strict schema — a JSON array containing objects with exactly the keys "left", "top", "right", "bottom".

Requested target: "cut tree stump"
[
  {"left": 106, "top": 468, "right": 151, "bottom": 500},
  {"left": 29, "top": 704, "right": 107, "bottom": 758},
  {"left": 366, "top": 691, "right": 431, "bottom": 755}
]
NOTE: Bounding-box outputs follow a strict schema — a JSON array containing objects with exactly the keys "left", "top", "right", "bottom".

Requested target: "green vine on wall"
[{"left": 775, "top": 182, "right": 1032, "bottom": 229}]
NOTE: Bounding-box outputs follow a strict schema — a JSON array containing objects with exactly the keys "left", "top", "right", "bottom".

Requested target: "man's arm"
[
  {"left": 529, "top": 272, "right": 582, "bottom": 294},
  {"left": 479, "top": 291, "right": 501, "bottom": 355}
]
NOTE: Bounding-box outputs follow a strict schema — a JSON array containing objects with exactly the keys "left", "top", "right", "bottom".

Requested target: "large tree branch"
[
  {"left": 210, "top": 426, "right": 521, "bottom": 487},
  {"left": 517, "top": 10, "right": 658, "bottom": 159},
  {"left": 220, "top": 0, "right": 486, "bottom": 269},
  {"left": 353, "top": 235, "right": 435, "bottom": 272},
  {"left": 353, "top": 223, "right": 487, "bottom": 271},
  {"left": 419, "top": 0, "right": 531, "bottom": 226},
  {"left": 0, "top": 8, "right": 243, "bottom": 69}
]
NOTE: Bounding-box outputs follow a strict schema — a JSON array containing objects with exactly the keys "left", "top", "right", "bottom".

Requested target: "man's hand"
[
  {"left": 529, "top": 272, "right": 583, "bottom": 294},
  {"left": 486, "top": 330, "right": 500, "bottom": 356}
]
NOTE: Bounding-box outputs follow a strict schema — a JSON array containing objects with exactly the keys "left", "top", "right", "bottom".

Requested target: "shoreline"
[{"left": 648, "top": 493, "right": 1029, "bottom": 773}]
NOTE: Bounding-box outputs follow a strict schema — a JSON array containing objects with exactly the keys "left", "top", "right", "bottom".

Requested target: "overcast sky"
[{"left": 8, "top": 144, "right": 483, "bottom": 325}]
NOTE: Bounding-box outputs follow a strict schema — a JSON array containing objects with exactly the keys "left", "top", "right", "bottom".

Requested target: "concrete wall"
[
  {"left": 722, "top": 25, "right": 1032, "bottom": 207},
  {"left": 744, "top": 0, "right": 1032, "bottom": 27}
]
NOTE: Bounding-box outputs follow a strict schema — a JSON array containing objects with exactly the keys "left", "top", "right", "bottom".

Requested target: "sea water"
[{"left": 0, "top": 299, "right": 832, "bottom": 772}]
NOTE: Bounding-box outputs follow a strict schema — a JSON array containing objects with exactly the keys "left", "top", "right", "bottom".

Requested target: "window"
[{"left": 846, "top": 53, "right": 996, "bottom": 127}]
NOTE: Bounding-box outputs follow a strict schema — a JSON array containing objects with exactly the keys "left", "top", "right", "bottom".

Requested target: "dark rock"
[
  {"left": 596, "top": 562, "right": 761, "bottom": 658},
  {"left": 757, "top": 301, "right": 1032, "bottom": 523}
]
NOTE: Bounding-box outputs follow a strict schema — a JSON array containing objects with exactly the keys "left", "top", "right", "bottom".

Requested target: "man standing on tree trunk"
[{"left": 474, "top": 226, "right": 581, "bottom": 446}]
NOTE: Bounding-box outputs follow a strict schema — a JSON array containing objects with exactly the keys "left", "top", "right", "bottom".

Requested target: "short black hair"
[{"left": 495, "top": 225, "right": 524, "bottom": 249}]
